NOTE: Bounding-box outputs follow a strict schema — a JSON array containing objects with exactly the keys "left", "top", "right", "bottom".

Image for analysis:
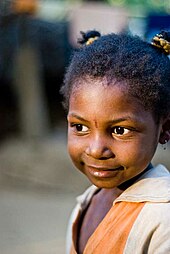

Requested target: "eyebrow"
[
  {"left": 68, "top": 113, "right": 141, "bottom": 124},
  {"left": 107, "top": 117, "right": 140, "bottom": 125},
  {"left": 67, "top": 113, "right": 88, "bottom": 122}
]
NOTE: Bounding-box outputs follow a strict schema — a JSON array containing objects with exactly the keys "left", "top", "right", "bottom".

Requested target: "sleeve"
[
  {"left": 123, "top": 202, "right": 170, "bottom": 254},
  {"left": 147, "top": 203, "right": 170, "bottom": 253}
]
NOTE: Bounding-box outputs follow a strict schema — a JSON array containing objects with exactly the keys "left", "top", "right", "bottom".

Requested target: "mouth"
[{"left": 86, "top": 165, "right": 124, "bottom": 178}]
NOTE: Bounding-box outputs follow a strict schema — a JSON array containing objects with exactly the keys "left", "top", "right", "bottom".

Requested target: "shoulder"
[
  {"left": 144, "top": 203, "right": 170, "bottom": 236},
  {"left": 129, "top": 202, "right": 170, "bottom": 232},
  {"left": 143, "top": 202, "right": 170, "bottom": 223},
  {"left": 139, "top": 202, "right": 170, "bottom": 235},
  {"left": 142, "top": 203, "right": 170, "bottom": 253},
  {"left": 124, "top": 202, "right": 170, "bottom": 253}
]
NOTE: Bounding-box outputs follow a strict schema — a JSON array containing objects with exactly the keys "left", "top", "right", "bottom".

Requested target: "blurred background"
[{"left": 0, "top": 0, "right": 169, "bottom": 253}]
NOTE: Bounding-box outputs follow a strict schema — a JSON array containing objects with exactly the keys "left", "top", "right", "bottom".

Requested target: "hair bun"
[
  {"left": 151, "top": 31, "right": 170, "bottom": 55},
  {"left": 77, "top": 30, "right": 101, "bottom": 46}
]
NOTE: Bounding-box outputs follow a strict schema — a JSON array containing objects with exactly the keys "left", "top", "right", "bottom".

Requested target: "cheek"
[
  {"left": 118, "top": 145, "right": 140, "bottom": 164},
  {"left": 67, "top": 136, "right": 83, "bottom": 162},
  {"left": 67, "top": 139, "right": 75, "bottom": 159},
  {"left": 67, "top": 139, "right": 86, "bottom": 174},
  {"left": 119, "top": 139, "right": 156, "bottom": 167}
]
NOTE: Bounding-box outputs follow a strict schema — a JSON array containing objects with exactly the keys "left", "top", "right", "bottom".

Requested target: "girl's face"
[{"left": 67, "top": 79, "right": 163, "bottom": 189}]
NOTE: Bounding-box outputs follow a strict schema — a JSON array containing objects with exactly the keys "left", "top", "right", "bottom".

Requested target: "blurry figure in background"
[
  {"left": 11, "top": 0, "right": 49, "bottom": 138},
  {"left": 61, "top": 30, "right": 170, "bottom": 253},
  {"left": 0, "top": 0, "right": 70, "bottom": 139},
  {"left": 0, "top": 0, "right": 48, "bottom": 138},
  {"left": 12, "top": 0, "right": 38, "bottom": 15}
]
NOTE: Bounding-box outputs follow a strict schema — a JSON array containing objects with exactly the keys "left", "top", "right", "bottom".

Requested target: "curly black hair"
[{"left": 61, "top": 31, "right": 170, "bottom": 121}]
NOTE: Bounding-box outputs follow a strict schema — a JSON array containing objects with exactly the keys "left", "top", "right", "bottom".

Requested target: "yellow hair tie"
[
  {"left": 151, "top": 32, "right": 170, "bottom": 55},
  {"left": 78, "top": 30, "right": 101, "bottom": 46},
  {"left": 86, "top": 36, "right": 99, "bottom": 45}
]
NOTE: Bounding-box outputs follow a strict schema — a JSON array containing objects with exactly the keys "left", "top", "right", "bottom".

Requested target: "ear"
[{"left": 159, "top": 117, "right": 170, "bottom": 144}]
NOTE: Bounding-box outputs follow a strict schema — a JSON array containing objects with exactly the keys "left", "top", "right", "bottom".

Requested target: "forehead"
[
  {"left": 71, "top": 77, "right": 127, "bottom": 103},
  {"left": 69, "top": 79, "right": 153, "bottom": 122}
]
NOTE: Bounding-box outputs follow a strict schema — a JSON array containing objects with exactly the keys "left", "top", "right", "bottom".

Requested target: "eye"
[
  {"left": 71, "top": 124, "right": 89, "bottom": 133},
  {"left": 112, "top": 126, "right": 130, "bottom": 135}
]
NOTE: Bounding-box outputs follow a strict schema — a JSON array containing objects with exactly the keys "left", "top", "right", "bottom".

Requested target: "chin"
[{"left": 89, "top": 179, "right": 118, "bottom": 189}]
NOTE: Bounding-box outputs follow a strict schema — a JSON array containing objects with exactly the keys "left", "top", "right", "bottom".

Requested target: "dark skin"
[
  {"left": 67, "top": 79, "right": 170, "bottom": 253},
  {"left": 77, "top": 165, "right": 152, "bottom": 253},
  {"left": 78, "top": 187, "right": 123, "bottom": 254}
]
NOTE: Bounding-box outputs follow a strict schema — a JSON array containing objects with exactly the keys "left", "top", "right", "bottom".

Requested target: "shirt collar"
[
  {"left": 114, "top": 164, "right": 170, "bottom": 204},
  {"left": 76, "top": 164, "right": 170, "bottom": 209}
]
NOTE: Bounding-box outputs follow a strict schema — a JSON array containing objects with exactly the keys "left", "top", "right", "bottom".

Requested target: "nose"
[{"left": 85, "top": 135, "right": 114, "bottom": 159}]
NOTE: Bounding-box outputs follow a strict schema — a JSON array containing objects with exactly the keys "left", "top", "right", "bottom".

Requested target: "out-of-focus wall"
[
  {"left": 0, "top": 0, "right": 169, "bottom": 189},
  {"left": 0, "top": 2, "right": 169, "bottom": 254},
  {"left": 67, "top": 2, "right": 129, "bottom": 46}
]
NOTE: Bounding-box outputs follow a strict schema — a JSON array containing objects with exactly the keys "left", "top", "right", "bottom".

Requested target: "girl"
[{"left": 61, "top": 30, "right": 170, "bottom": 254}]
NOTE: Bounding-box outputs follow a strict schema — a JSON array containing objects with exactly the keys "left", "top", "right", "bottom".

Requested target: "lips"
[
  {"left": 86, "top": 165, "right": 124, "bottom": 178},
  {"left": 86, "top": 164, "right": 124, "bottom": 170}
]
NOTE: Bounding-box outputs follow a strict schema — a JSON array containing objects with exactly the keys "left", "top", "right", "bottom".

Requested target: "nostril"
[
  {"left": 99, "top": 156, "right": 112, "bottom": 160},
  {"left": 85, "top": 147, "right": 114, "bottom": 159}
]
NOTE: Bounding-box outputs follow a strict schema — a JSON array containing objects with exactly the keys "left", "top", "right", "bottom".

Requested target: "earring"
[{"left": 162, "top": 140, "right": 168, "bottom": 150}]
